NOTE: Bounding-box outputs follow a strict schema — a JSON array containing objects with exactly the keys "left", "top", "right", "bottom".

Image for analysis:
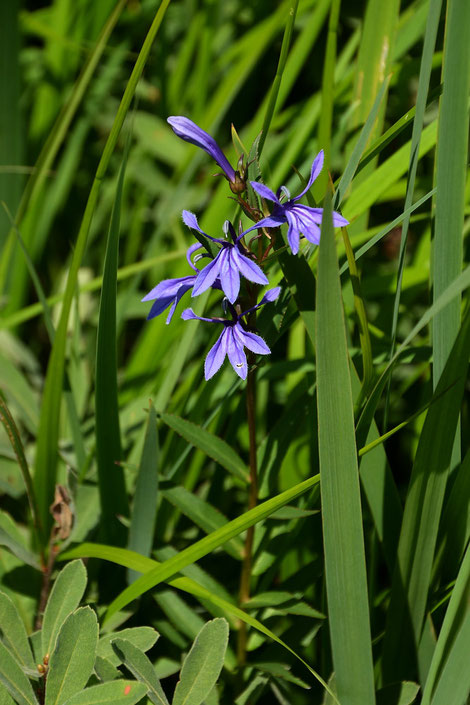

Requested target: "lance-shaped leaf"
[
  {"left": 112, "top": 638, "right": 169, "bottom": 705},
  {"left": 45, "top": 607, "right": 98, "bottom": 705},
  {"left": 172, "top": 619, "right": 229, "bottom": 705},
  {"left": 0, "top": 640, "right": 38, "bottom": 705},
  {"left": 61, "top": 681, "right": 147, "bottom": 705},
  {"left": 0, "top": 592, "right": 35, "bottom": 670},
  {"left": 42, "top": 560, "right": 87, "bottom": 658}
]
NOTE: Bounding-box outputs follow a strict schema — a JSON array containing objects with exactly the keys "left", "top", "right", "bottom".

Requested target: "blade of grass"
[
  {"left": 0, "top": 391, "right": 42, "bottom": 553},
  {"left": 257, "top": 0, "right": 299, "bottom": 160},
  {"left": 421, "top": 543, "right": 470, "bottom": 705},
  {"left": 381, "top": 304, "right": 470, "bottom": 682},
  {"left": 383, "top": 0, "right": 443, "bottom": 430},
  {"left": 95, "top": 149, "right": 129, "bottom": 545},
  {"left": 127, "top": 403, "right": 159, "bottom": 583},
  {"left": 32, "top": 0, "right": 172, "bottom": 541},
  {"left": 0, "top": 0, "right": 127, "bottom": 311},
  {"left": 314, "top": 0, "right": 340, "bottom": 198},
  {"left": 316, "top": 192, "right": 375, "bottom": 705},
  {"left": 432, "top": 0, "right": 470, "bottom": 388},
  {"left": 59, "top": 541, "right": 337, "bottom": 701},
  {"left": 103, "top": 475, "right": 320, "bottom": 620}
]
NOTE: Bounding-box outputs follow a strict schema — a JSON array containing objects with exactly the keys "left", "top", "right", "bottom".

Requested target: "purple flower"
[
  {"left": 182, "top": 210, "right": 268, "bottom": 304},
  {"left": 167, "top": 116, "right": 246, "bottom": 193},
  {"left": 182, "top": 288, "right": 280, "bottom": 380},
  {"left": 250, "top": 150, "right": 349, "bottom": 255},
  {"left": 142, "top": 243, "right": 205, "bottom": 323}
]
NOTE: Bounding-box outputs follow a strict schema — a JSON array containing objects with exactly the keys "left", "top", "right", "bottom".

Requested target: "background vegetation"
[{"left": 0, "top": 0, "right": 469, "bottom": 704}]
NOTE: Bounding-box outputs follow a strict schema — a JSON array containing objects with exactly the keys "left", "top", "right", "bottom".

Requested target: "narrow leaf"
[
  {"left": 111, "top": 638, "right": 169, "bottom": 705},
  {"left": 45, "top": 607, "right": 98, "bottom": 705},
  {"left": 0, "top": 640, "right": 38, "bottom": 705},
  {"left": 61, "top": 680, "right": 147, "bottom": 705},
  {"left": 0, "top": 592, "right": 35, "bottom": 670},
  {"left": 160, "top": 413, "right": 249, "bottom": 483},
  {"left": 172, "top": 619, "right": 228, "bottom": 705},
  {"left": 42, "top": 560, "right": 87, "bottom": 659},
  {"left": 316, "top": 194, "right": 375, "bottom": 705}
]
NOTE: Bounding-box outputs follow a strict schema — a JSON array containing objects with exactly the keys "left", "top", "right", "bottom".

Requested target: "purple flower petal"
[
  {"left": 186, "top": 242, "right": 203, "bottom": 271},
  {"left": 332, "top": 211, "right": 349, "bottom": 227},
  {"left": 294, "top": 150, "right": 324, "bottom": 201},
  {"left": 147, "top": 296, "right": 176, "bottom": 320},
  {"left": 240, "top": 287, "right": 281, "bottom": 316},
  {"left": 181, "top": 308, "right": 220, "bottom": 323},
  {"left": 142, "top": 275, "right": 195, "bottom": 302},
  {"left": 231, "top": 248, "right": 268, "bottom": 286},
  {"left": 242, "top": 214, "right": 286, "bottom": 234},
  {"left": 168, "top": 116, "right": 236, "bottom": 183},
  {"left": 234, "top": 324, "right": 270, "bottom": 355},
  {"left": 285, "top": 211, "right": 301, "bottom": 254},
  {"left": 226, "top": 328, "right": 248, "bottom": 379},
  {"left": 219, "top": 248, "right": 240, "bottom": 304},
  {"left": 192, "top": 254, "right": 222, "bottom": 297},
  {"left": 182, "top": 210, "right": 208, "bottom": 236},
  {"left": 250, "top": 181, "right": 280, "bottom": 204},
  {"left": 205, "top": 328, "right": 229, "bottom": 380}
]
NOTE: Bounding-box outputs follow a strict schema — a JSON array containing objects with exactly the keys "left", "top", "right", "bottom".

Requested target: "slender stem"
[
  {"left": 35, "top": 540, "right": 58, "bottom": 630},
  {"left": 237, "top": 360, "right": 258, "bottom": 665}
]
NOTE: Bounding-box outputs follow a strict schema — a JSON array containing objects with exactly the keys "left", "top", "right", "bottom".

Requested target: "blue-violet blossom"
[
  {"left": 251, "top": 150, "right": 349, "bottom": 255},
  {"left": 182, "top": 210, "right": 268, "bottom": 304},
  {"left": 182, "top": 288, "right": 280, "bottom": 380},
  {"left": 142, "top": 243, "right": 209, "bottom": 323},
  {"left": 167, "top": 116, "right": 246, "bottom": 193}
]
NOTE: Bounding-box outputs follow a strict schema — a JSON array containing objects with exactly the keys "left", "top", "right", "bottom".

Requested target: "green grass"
[{"left": 0, "top": 1, "right": 469, "bottom": 703}]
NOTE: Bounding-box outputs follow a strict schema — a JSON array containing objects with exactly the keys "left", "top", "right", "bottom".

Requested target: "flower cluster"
[{"left": 143, "top": 117, "right": 348, "bottom": 379}]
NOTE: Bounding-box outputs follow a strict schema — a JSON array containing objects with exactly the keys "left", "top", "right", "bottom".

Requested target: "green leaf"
[
  {"left": 160, "top": 483, "right": 243, "bottom": 560},
  {"left": 432, "top": 0, "right": 470, "bottom": 389},
  {"left": 0, "top": 591, "right": 35, "bottom": 670},
  {"left": 0, "top": 640, "right": 38, "bottom": 705},
  {"left": 422, "top": 543, "right": 470, "bottom": 705},
  {"left": 316, "top": 194, "right": 375, "bottom": 705},
  {"left": 172, "top": 619, "right": 228, "bottom": 705},
  {"left": 0, "top": 682, "right": 15, "bottom": 705},
  {"left": 104, "top": 474, "right": 319, "bottom": 620},
  {"left": 0, "top": 511, "right": 40, "bottom": 569},
  {"left": 58, "top": 543, "right": 336, "bottom": 699},
  {"left": 376, "top": 681, "right": 420, "bottom": 705},
  {"left": 160, "top": 413, "right": 249, "bottom": 484},
  {"left": 97, "top": 627, "right": 159, "bottom": 667},
  {"left": 45, "top": 607, "right": 99, "bottom": 705},
  {"left": 94, "top": 655, "right": 121, "bottom": 683},
  {"left": 95, "top": 150, "right": 129, "bottom": 544},
  {"left": 127, "top": 403, "right": 159, "bottom": 582},
  {"left": 42, "top": 559, "right": 87, "bottom": 659},
  {"left": 382, "top": 306, "right": 470, "bottom": 680},
  {"left": 61, "top": 680, "right": 147, "bottom": 705},
  {"left": 0, "top": 390, "right": 41, "bottom": 542},
  {"left": 32, "top": 0, "right": 172, "bottom": 542},
  {"left": 111, "top": 638, "right": 169, "bottom": 705}
]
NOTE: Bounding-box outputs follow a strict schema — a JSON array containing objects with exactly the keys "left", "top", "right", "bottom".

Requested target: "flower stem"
[{"left": 237, "top": 360, "right": 258, "bottom": 665}]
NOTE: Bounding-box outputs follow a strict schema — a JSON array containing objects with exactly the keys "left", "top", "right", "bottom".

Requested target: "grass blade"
[
  {"left": 95, "top": 151, "right": 129, "bottom": 544},
  {"left": 59, "top": 542, "right": 337, "bottom": 701},
  {"left": 257, "top": 0, "right": 299, "bottom": 159},
  {"left": 127, "top": 403, "right": 159, "bottom": 583},
  {"left": 32, "top": 0, "right": 172, "bottom": 540},
  {"left": 381, "top": 305, "right": 470, "bottom": 682},
  {"left": 432, "top": 0, "right": 470, "bottom": 386},
  {"left": 316, "top": 194, "right": 375, "bottom": 705}
]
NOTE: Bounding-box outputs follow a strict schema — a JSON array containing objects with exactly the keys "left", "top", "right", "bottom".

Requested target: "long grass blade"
[
  {"left": 316, "top": 195, "right": 375, "bottom": 705},
  {"left": 32, "top": 0, "right": 172, "bottom": 540},
  {"left": 95, "top": 150, "right": 129, "bottom": 544}
]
